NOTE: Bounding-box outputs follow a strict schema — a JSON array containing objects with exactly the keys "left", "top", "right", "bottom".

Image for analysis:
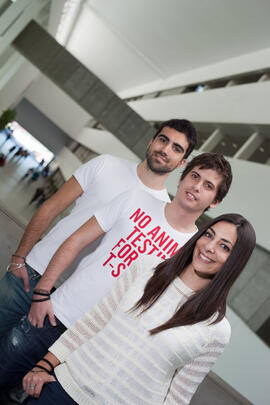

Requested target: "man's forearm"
[
  {"left": 14, "top": 202, "right": 57, "bottom": 258},
  {"left": 15, "top": 176, "right": 84, "bottom": 259},
  {"left": 34, "top": 351, "right": 60, "bottom": 372},
  {"left": 34, "top": 235, "right": 83, "bottom": 291},
  {"left": 34, "top": 216, "right": 104, "bottom": 292}
]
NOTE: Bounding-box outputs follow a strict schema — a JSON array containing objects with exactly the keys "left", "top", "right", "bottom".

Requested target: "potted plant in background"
[{"left": 0, "top": 108, "right": 16, "bottom": 131}]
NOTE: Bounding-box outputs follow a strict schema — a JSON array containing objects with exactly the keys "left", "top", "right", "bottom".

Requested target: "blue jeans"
[
  {"left": 0, "top": 314, "right": 66, "bottom": 391},
  {"left": 0, "top": 265, "right": 67, "bottom": 391},
  {"left": 0, "top": 263, "right": 40, "bottom": 337},
  {"left": 22, "top": 376, "right": 78, "bottom": 405}
]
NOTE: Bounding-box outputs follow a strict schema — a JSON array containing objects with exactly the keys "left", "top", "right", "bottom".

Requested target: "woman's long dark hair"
[{"left": 132, "top": 213, "right": 256, "bottom": 335}]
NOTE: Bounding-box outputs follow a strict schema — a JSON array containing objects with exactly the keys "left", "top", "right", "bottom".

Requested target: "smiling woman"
[
  {"left": 22, "top": 213, "right": 255, "bottom": 405},
  {"left": 189, "top": 221, "right": 237, "bottom": 282}
]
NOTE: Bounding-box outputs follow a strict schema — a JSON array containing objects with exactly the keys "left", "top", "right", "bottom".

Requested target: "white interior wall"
[
  {"left": 119, "top": 47, "right": 270, "bottom": 98},
  {"left": 0, "top": 60, "right": 39, "bottom": 110},
  {"left": 24, "top": 75, "right": 90, "bottom": 139},
  {"left": 0, "top": 53, "right": 25, "bottom": 93},
  {"left": 214, "top": 307, "right": 270, "bottom": 405},
  {"left": 128, "top": 80, "right": 270, "bottom": 126},
  {"left": 75, "top": 127, "right": 140, "bottom": 163},
  {"left": 205, "top": 157, "right": 270, "bottom": 252},
  {"left": 55, "top": 146, "right": 82, "bottom": 180}
]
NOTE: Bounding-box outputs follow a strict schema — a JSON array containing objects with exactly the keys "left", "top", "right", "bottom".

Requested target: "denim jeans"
[
  {"left": 0, "top": 263, "right": 40, "bottom": 337},
  {"left": 22, "top": 376, "right": 78, "bottom": 405},
  {"left": 0, "top": 314, "right": 66, "bottom": 391},
  {"left": 0, "top": 264, "right": 67, "bottom": 391}
]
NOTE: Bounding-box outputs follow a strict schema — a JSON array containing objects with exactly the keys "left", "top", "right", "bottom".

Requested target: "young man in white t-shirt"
[
  {"left": 0, "top": 153, "right": 232, "bottom": 392},
  {"left": 0, "top": 118, "right": 197, "bottom": 339}
]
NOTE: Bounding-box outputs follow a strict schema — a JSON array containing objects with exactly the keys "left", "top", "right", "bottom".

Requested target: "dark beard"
[{"left": 146, "top": 149, "right": 177, "bottom": 175}]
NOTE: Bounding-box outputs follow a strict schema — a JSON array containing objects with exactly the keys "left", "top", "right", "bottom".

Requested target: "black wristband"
[
  {"left": 32, "top": 297, "right": 51, "bottom": 303},
  {"left": 40, "top": 358, "right": 54, "bottom": 371},
  {"left": 32, "top": 364, "right": 51, "bottom": 374},
  {"left": 33, "top": 291, "right": 50, "bottom": 297}
]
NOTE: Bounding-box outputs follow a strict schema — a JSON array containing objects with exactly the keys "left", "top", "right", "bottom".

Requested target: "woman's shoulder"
[{"left": 209, "top": 316, "right": 231, "bottom": 345}]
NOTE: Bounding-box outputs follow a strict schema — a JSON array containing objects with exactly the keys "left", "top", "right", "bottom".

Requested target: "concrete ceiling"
[{"left": 55, "top": 0, "right": 270, "bottom": 93}]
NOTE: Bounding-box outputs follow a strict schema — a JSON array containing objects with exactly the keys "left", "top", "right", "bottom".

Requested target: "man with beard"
[{"left": 0, "top": 119, "right": 197, "bottom": 337}]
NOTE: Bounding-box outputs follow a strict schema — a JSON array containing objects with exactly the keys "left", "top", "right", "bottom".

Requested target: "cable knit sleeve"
[
  {"left": 49, "top": 262, "right": 140, "bottom": 362},
  {"left": 164, "top": 326, "right": 231, "bottom": 405}
]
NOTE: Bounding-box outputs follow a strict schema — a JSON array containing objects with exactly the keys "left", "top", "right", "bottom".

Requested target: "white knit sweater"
[{"left": 49, "top": 256, "right": 231, "bottom": 405}]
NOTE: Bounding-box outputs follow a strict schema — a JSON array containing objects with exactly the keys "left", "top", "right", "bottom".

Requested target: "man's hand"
[
  {"left": 28, "top": 300, "right": 56, "bottom": 328},
  {"left": 10, "top": 256, "right": 30, "bottom": 292},
  {"left": 23, "top": 370, "right": 56, "bottom": 398}
]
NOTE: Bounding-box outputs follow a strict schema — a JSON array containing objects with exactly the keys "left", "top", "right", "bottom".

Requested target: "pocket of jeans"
[
  {"left": 20, "top": 315, "right": 39, "bottom": 332},
  {"left": 26, "top": 265, "right": 41, "bottom": 281},
  {"left": 8, "top": 270, "right": 24, "bottom": 283}
]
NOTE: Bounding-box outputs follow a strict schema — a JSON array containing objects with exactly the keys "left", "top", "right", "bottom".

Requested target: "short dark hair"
[
  {"left": 153, "top": 119, "right": 197, "bottom": 159},
  {"left": 180, "top": 152, "right": 232, "bottom": 203}
]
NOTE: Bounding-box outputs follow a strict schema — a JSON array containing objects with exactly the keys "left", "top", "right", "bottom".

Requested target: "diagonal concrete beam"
[
  {"left": 233, "top": 132, "right": 262, "bottom": 160},
  {"left": 12, "top": 20, "right": 154, "bottom": 159},
  {"left": 199, "top": 128, "right": 223, "bottom": 152}
]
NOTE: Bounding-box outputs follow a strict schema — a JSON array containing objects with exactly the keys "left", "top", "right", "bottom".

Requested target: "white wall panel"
[
  {"left": 128, "top": 81, "right": 270, "bottom": 126},
  {"left": 120, "top": 47, "right": 270, "bottom": 98}
]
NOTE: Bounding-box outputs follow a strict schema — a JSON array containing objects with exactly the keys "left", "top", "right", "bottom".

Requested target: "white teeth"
[
  {"left": 200, "top": 253, "right": 211, "bottom": 262},
  {"left": 187, "top": 192, "right": 195, "bottom": 200}
]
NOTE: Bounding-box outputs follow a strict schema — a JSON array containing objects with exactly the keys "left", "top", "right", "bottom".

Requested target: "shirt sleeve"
[
  {"left": 73, "top": 154, "right": 107, "bottom": 192},
  {"left": 163, "top": 336, "right": 230, "bottom": 405},
  {"left": 94, "top": 189, "right": 136, "bottom": 232},
  {"left": 49, "top": 259, "right": 141, "bottom": 362}
]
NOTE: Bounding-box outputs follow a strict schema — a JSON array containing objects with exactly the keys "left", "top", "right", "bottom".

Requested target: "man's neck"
[
  {"left": 165, "top": 199, "right": 200, "bottom": 233},
  {"left": 137, "top": 160, "right": 168, "bottom": 190}
]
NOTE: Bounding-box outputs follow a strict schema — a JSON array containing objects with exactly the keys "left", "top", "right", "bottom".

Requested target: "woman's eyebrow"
[
  {"left": 210, "top": 227, "right": 233, "bottom": 246},
  {"left": 221, "top": 238, "right": 233, "bottom": 246}
]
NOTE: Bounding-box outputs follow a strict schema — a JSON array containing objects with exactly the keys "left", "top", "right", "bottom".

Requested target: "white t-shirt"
[
  {"left": 51, "top": 189, "right": 196, "bottom": 327},
  {"left": 26, "top": 154, "right": 170, "bottom": 275}
]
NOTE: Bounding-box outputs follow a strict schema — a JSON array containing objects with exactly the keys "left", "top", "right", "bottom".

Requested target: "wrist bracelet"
[
  {"left": 31, "top": 364, "right": 51, "bottom": 374},
  {"left": 32, "top": 297, "right": 51, "bottom": 303},
  {"left": 34, "top": 288, "right": 50, "bottom": 294},
  {"left": 33, "top": 291, "right": 50, "bottom": 297},
  {"left": 12, "top": 254, "right": 26, "bottom": 261},
  {"left": 7, "top": 263, "right": 26, "bottom": 272},
  {"left": 40, "top": 358, "right": 54, "bottom": 371}
]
